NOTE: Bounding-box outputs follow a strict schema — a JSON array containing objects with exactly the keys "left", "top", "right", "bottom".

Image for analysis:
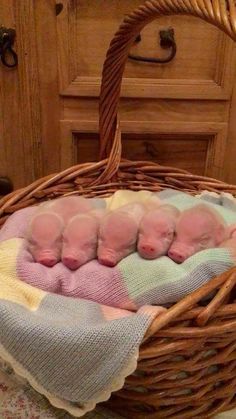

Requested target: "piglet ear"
[
  {"left": 227, "top": 223, "right": 236, "bottom": 239},
  {"left": 215, "top": 224, "right": 228, "bottom": 245}
]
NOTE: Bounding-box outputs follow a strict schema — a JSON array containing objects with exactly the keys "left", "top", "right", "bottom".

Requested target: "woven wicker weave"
[{"left": 2, "top": 1, "right": 236, "bottom": 417}]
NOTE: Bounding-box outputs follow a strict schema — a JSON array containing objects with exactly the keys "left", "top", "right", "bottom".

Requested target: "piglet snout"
[
  {"left": 62, "top": 256, "right": 80, "bottom": 270},
  {"left": 37, "top": 256, "right": 57, "bottom": 267},
  {"left": 140, "top": 243, "right": 155, "bottom": 254},
  {"left": 168, "top": 249, "right": 186, "bottom": 264},
  {"left": 62, "top": 250, "right": 88, "bottom": 270},
  {"left": 168, "top": 242, "right": 194, "bottom": 263},
  {"left": 138, "top": 242, "right": 157, "bottom": 259},
  {"left": 98, "top": 250, "right": 117, "bottom": 267},
  {"left": 98, "top": 257, "right": 116, "bottom": 267}
]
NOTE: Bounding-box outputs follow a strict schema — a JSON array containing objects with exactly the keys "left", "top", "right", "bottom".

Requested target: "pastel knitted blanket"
[
  {"left": 1, "top": 189, "right": 236, "bottom": 309},
  {"left": 0, "top": 189, "right": 236, "bottom": 416}
]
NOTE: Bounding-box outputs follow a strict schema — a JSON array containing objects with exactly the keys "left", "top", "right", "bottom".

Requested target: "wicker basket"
[{"left": 2, "top": 1, "right": 236, "bottom": 418}]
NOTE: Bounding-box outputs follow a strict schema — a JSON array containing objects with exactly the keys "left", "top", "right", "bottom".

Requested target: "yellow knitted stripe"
[
  {"left": 0, "top": 238, "right": 46, "bottom": 310},
  {"left": 105, "top": 190, "right": 153, "bottom": 210}
]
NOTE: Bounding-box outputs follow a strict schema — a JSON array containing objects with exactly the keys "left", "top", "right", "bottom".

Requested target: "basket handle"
[{"left": 99, "top": 0, "right": 236, "bottom": 159}]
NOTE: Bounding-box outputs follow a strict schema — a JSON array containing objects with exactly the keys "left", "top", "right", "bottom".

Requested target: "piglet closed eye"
[
  {"left": 27, "top": 212, "right": 64, "bottom": 267},
  {"left": 138, "top": 204, "right": 179, "bottom": 260},
  {"left": 168, "top": 204, "right": 227, "bottom": 263}
]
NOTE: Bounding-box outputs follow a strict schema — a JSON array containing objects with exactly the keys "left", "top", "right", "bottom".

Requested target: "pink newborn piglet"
[
  {"left": 138, "top": 204, "right": 180, "bottom": 260},
  {"left": 62, "top": 210, "right": 103, "bottom": 270},
  {"left": 168, "top": 204, "right": 227, "bottom": 263},
  {"left": 27, "top": 211, "right": 64, "bottom": 267},
  {"left": 97, "top": 203, "right": 145, "bottom": 267}
]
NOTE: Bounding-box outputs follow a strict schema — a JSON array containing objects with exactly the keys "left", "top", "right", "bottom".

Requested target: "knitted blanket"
[
  {"left": 0, "top": 240, "right": 163, "bottom": 416},
  {"left": 0, "top": 189, "right": 236, "bottom": 309},
  {"left": 0, "top": 189, "right": 236, "bottom": 416}
]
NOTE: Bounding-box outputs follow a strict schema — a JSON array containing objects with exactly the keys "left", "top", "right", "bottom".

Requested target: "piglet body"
[
  {"left": 27, "top": 212, "right": 64, "bottom": 267},
  {"left": 138, "top": 204, "right": 179, "bottom": 259},
  {"left": 98, "top": 203, "right": 145, "bottom": 267},
  {"left": 62, "top": 211, "right": 103, "bottom": 270},
  {"left": 168, "top": 204, "right": 227, "bottom": 263}
]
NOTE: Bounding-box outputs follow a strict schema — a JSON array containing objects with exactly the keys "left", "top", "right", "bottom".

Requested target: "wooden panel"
[
  {"left": 75, "top": 10, "right": 221, "bottom": 80},
  {"left": 0, "top": 0, "right": 60, "bottom": 190},
  {"left": 63, "top": 98, "right": 229, "bottom": 123},
  {"left": 33, "top": 0, "right": 60, "bottom": 176},
  {"left": 74, "top": 132, "right": 209, "bottom": 175},
  {"left": 0, "top": 0, "right": 42, "bottom": 188},
  {"left": 75, "top": 133, "right": 99, "bottom": 163},
  {"left": 60, "top": 119, "right": 227, "bottom": 179},
  {"left": 224, "top": 66, "right": 236, "bottom": 185},
  {"left": 57, "top": 0, "right": 236, "bottom": 184},
  {"left": 0, "top": 0, "right": 32, "bottom": 189},
  {"left": 57, "top": 0, "right": 235, "bottom": 99},
  {"left": 123, "top": 135, "right": 209, "bottom": 175}
]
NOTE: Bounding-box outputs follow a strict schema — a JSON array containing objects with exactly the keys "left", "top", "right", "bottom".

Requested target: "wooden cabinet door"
[
  {"left": 57, "top": 0, "right": 236, "bottom": 182},
  {"left": 0, "top": 0, "right": 60, "bottom": 191},
  {"left": 1, "top": 0, "right": 236, "bottom": 191}
]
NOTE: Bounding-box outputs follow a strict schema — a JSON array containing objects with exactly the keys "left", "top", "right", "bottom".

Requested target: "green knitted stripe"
[{"left": 119, "top": 249, "right": 233, "bottom": 299}]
